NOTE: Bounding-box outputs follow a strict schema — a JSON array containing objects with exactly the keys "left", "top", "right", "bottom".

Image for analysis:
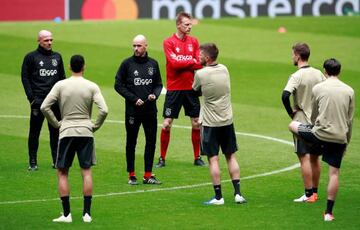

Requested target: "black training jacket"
[
  {"left": 21, "top": 45, "right": 65, "bottom": 105},
  {"left": 114, "top": 53, "right": 163, "bottom": 116}
]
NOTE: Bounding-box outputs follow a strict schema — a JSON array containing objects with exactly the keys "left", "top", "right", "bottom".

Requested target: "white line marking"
[
  {"left": 0, "top": 114, "right": 296, "bottom": 205},
  {"left": 0, "top": 163, "right": 299, "bottom": 205},
  {"left": 0, "top": 115, "right": 28, "bottom": 119}
]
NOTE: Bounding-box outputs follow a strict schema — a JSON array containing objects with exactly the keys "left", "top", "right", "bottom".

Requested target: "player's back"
[
  {"left": 195, "top": 64, "right": 233, "bottom": 127},
  {"left": 312, "top": 78, "right": 354, "bottom": 143},
  {"left": 286, "top": 67, "right": 325, "bottom": 123},
  {"left": 58, "top": 77, "right": 97, "bottom": 119}
]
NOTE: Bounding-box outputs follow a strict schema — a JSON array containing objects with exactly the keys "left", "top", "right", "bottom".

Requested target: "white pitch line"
[
  {"left": 0, "top": 163, "right": 299, "bottom": 205},
  {"left": 0, "top": 114, "right": 296, "bottom": 205},
  {"left": 0, "top": 115, "right": 28, "bottom": 119}
]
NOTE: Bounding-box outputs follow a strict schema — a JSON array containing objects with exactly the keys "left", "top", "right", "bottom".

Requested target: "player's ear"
[{"left": 323, "top": 69, "right": 329, "bottom": 78}]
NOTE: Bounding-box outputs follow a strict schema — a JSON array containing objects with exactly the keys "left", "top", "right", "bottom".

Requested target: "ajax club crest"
[
  {"left": 188, "top": 44, "right": 193, "bottom": 52},
  {"left": 52, "top": 59, "right": 58, "bottom": 67},
  {"left": 148, "top": 67, "right": 154, "bottom": 76},
  {"left": 165, "top": 108, "right": 172, "bottom": 116},
  {"left": 129, "top": 116, "right": 134, "bottom": 125}
]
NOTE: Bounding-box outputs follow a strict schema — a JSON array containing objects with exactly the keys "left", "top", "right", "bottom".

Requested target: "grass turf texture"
[{"left": 0, "top": 16, "right": 359, "bottom": 229}]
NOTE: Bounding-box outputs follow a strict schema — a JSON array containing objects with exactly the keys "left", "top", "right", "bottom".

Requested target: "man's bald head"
[
  {"left": 133, "top": 34, "right": 147, "bottom": 45},
  {"left": 132, "top": 34, "right": 148, "bottom": 57},
  {"left": 38, "top": 30, "right": 52, "bottom": 39},
  {"left": 38, "top": 30, "right": 53, "bottom": 51}
]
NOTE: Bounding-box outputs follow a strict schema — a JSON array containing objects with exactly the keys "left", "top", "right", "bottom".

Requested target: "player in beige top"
[
  {"left": 193, "top": 62, "right": 232, "bottom": 127},
  {"left": 289, "top": 58, "right": 355, "bottom": 221},
  {"left": 311, "top": 78, "right": 354, "bottom": 144},
  {"left": 41, "top": 55, "right": 108, "bottom": 223},
  {"left": 282, "top": 43, "right": 325, "bottom": 203},
  {"left": 193, "top": 43, "right": 246, "bottom": 205}
]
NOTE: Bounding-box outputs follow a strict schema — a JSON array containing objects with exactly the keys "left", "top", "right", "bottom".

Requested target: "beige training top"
[
  {"left": 193, "top": 64, "right": 233, "bottom": 127},
  {"left": 311, "top": 77, "right": 355, "bottom": 144},
  {"left": 41, "top": 76, "right": 108, "bottom": 139},
  {"left": 284, "top": 66, "right": 325, "bottom": 123}
]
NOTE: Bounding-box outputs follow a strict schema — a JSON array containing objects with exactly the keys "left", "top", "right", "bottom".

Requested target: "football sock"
[
  {"left": 312, "top": 187, "right": 318, "bottom": 194},
  {"left": 129, "top": 172, "right": 135, "bottom": 177},
  {"left": 232, "top": 179, "right": 241, "bottom": 196},
  {"left": 305, "top": 188, "right": 313, "bottom": 197},
  {"left": 160, "top": 128, "right": 170, "bottom": 159},
  {"left": 214, "top": 184, "right": 222, "bottom": 200},
  {"left": 60, "top": 196, "right": 70, "bottom": 217},
  {"left": 144, "top": 171, "right": 152, "bottom": 179},
  {"left": 83, "top": 196, "right": 92, "bottom": 216},
  {"left": 326, "top": 199, "right": 335, "bottom": 214},
  {"left": 191, "top": 128, "right": 200, "bottom": 160}
]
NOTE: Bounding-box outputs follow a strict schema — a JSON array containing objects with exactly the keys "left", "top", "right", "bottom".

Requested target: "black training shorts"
[
  {"left": 293, "top": 136, "right": 321, "bottom": 156},
  {"left": 163, "top": 90, "right": 200, "bottom": 119},
  {"left": 56, "top": 137, "right": 94, "bottom": 169},
  {"left": 298, "top": 124, "right": 346, "bottom": 168},
  {"left": 201, "top": 124, "right": 238, "bottom": 157}
]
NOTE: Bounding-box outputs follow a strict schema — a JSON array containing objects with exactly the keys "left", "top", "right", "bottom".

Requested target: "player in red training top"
[{"left": 155, "top": 12, "right": 206, "bottom": 168}]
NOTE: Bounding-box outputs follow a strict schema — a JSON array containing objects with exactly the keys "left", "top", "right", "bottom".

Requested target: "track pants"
[
  {"left": 28, "top": 103, "right": 60, "bottom": 165},
  {"left": 125, "top": 113, "right": 157, "bottom": 173}
]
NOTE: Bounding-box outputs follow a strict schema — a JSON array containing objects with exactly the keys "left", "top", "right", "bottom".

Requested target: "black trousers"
[
  {"left": 125, "top": 113, "right": 157, "bottom": 173},
  {"left": 28, "top": 103, "right": 60, "bottom": 165}
]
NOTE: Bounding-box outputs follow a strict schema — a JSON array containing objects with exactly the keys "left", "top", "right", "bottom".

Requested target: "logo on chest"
[
  {"left": 134, "top": 78, "right": 153, "bottom": 86},
  {"left": 187, "top": 44, "right": 193, "bottom": 52},
  {"left": 39, "top": 69, "right": 57, "bottom": 77},
  {"left": 148, "top": 67, "right": 154, "bottom": 76},
  {"left": 52, "top": 59, "right": 58, "bottom": 67}
]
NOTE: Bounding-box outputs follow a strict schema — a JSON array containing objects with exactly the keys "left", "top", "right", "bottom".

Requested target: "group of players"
[
  {"left": 21, "top": 12, "right": 354, "bottom": 223},
  {"left": 282, "top": 43, "right": 354, "bottom": 221}
]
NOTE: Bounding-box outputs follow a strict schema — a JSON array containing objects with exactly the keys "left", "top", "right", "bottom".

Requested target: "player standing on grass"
[
  {"left": 114, "top": 35, "right": 163, "bottom": 185},
  {"left": 155, "top": 11, "right": 205, "bottom": 168},
  {"left": 289, "top": 58, "right": 354, "bottom": 221},
  {"left": 41, "top": 55, "right": 108, "bottom": 223},
  {"left": 193, "top": 43, "right": 246, "bottom": 205},
  {"left": 21, "top": 30, "right": 65, "bottom": 170},
  {"left": 282, "top": 43, "right": 325, "bottom": 202}
]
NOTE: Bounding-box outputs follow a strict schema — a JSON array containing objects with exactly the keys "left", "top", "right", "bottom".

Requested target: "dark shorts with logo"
[
  {"left": 293, "top": 136, "right": 321, "bottom": 156},
  {"left": 56, "top": 137, "right": 94, "bottom": 169},
  {"left": 201, "top": 124, "right": 238, "bottom": 158},
  {"left": 298, "top": 124, "right": 346, "bottom": 168},
  {"left": 163, "top": 90, "right": 200, "bottom": 119}
]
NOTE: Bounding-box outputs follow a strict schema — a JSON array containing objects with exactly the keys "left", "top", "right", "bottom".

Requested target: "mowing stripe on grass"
[
  {"left": 0, "top": 163, "right": 299, "bottom": 205},
  {"left": 0, "top": 114, "right": 297, "bottom": 205},
  {"left": 0, "top": 115, "right": 293, "bottom": 146}
]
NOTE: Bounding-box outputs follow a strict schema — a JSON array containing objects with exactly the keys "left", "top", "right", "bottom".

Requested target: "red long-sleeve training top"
[{"left": 163, "top": 34, "right": 202, "bottom": 90}]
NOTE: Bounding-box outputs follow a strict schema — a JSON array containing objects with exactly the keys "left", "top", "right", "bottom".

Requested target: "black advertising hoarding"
[
  {"left": 69, "top": 0, "right": 359, "bottom": 20},
  {"left": 0, "top": 0, "right": 358, "bottom": 21}
]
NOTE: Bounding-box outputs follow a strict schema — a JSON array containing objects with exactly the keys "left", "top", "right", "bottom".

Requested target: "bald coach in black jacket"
[
  {"left": 115, "top": 34, "right": 163, "bottom": 185},
  {"left": 21, "top": 30, "right": 65, "bottom": 170}
]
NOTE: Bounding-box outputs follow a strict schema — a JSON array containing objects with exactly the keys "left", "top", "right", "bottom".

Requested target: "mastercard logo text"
[{"left": 82, "top": 0, "right": 138, "bottom": 20}]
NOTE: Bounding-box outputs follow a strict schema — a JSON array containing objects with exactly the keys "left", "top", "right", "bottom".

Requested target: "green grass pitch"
[{"left": 0, "top": 16, "right": 359, "bottom": 229}]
